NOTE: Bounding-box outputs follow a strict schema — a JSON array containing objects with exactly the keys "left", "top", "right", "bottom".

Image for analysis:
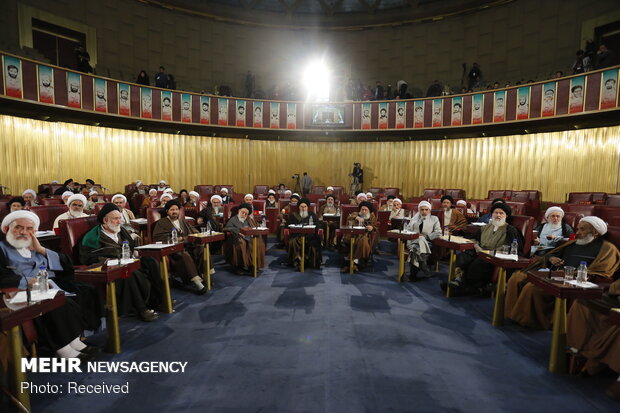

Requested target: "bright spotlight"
[{"left": 302, "top": 58, "right": 330, "bottom": 102}]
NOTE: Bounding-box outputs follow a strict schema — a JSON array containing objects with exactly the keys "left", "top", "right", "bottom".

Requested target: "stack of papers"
[
  {"left": 441, "top": 235, "right": 474, "bottom": 244},
  {"left": 10, "top": 289, "right": 58, "bottom": 304},
  {"left": 494, "top": 253, "right": 518, "bottom": 261},
  {"left": 288, "top": 225, "right": 316, "bottom": 228},
  {"left": 471, "top": 222, "right": 486, "bottom": 226},
  {"left": 106, "top": 258, "right": 136, "bottom": 266},
  {"left": 36, "top": 230, "right": 56, "bottom": 238},
  {"left": 565, "top": 280, "right": 598, "bottom": 289},
  {"left": 135, "top": 243, "right": 174, "bottom": 250},
  {"left": 130, "top": 218, "right": 148, "bottom": 225}
]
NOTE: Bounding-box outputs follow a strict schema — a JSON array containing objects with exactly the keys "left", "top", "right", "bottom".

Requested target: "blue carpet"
[{"left": 28, "top": 239, "right": 618, "bottom": 412}]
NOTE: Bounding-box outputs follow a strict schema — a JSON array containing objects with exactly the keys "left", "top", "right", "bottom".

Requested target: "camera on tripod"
[{"left": 291, "top": 174, "right": 300, "bottom": 179}]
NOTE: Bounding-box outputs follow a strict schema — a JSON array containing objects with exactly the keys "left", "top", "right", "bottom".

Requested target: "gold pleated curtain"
[{"left": 1, "top": 114, "right": 618, "bottom": 202}]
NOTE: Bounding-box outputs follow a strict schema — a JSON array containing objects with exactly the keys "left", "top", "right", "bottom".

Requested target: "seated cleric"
[{"left": 0, "top": 211, "right": 102, "bottom": 358}]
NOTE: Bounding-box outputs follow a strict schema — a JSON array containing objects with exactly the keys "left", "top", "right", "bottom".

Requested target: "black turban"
[
  {"left": 358, "top": 201, "right": 374, "bottom": 214},
  {"left": 97, "top": 203, "right": 120, "bottom": 223},
  {"left": 8, "top": 197, "right": 25, "bottom": 208},
  {"left": 491, "top": 202, "right": 512, "bottom": 217},
  {"left": 164, "top": 199, "right": 182, "bottom": 213},
  {"left": 290, "top": 194, "right": 300, "bottom": 201},
  {"left": 238, "top": 202, "right": 253, "bottom": 214},
  {"left": 298, "top": 198, "right": 311, "bottom": 207},
  {"left": 440, "top": 195, "right": 454, "bottom": 205},
  {"left": 325, "top": 194, "right": 336, "bottom": 202}
]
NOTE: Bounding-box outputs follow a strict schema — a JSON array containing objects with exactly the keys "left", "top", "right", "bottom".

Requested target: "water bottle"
[
  {"left": 510, "top": 238, "right": 518, "bottom": 255},
  {"left": 443, "top": 226, "right": 450, "bottom": 238},
  {"left": 121, "top": 241, "right": 130, "bottom": 260},
  {"left": 171, "top": 228, "right": 178, "bottom": 244},
  {"left": 336, "top": 207, "right": 341, "bottom": 216},
  {"left": 576, "top": 261, "right": 588, "bottom": 283},
  {"left": 36, "top": 265, "right": 49, "bottom": 293},
  {"left": 308, "top": 216, "right": 314, "bottom": 226}
]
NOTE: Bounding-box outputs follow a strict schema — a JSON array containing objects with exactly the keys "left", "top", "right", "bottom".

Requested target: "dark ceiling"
[{"left": 140, "top": 0, "right": 515, "bottom": 29}]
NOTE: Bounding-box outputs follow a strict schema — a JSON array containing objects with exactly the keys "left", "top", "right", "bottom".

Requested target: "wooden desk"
[
  {"left": 386, "top": 230, "right": 419, "bottom": 282},
  {"left": 287, "top": 226, "right": 318, "bottom": 272},
  {"left": 0, "top": 292, "right": 65, "bottom": 411},
  {"left": 240, "top": 227, "right": 269, "bottom": 278},
  {"left": 339, "top": 227, "right": 367, "bottom": 274},
  {"left": 135, "top": 243, "right": 185, "bottom": 314},
  {"left": 526, "top": 270, "right": 605, "bottom": 374},
  {"left": 477, "top": 251, "right": 530, "bottom": 326},
  {"left": 320, "top": 214, "right": 340, "bottom": 246},
  {"left": 75, "top": 260, "right": 141, "bottom": 353},
  {"left": 433, "top": 236, "right": 476, "bottom": 296},
  {"left": 187, "top": 232, "right": 225, "bottom": 289}
]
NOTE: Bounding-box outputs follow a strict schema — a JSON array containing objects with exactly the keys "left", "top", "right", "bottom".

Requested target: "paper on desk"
[
  {"left": 566, "top": 280, "right": 599, "bottom": 289},
  {"left": 106, "top": 258, "right": 137, "bottom": 266},
  {"left": 288, "top": 225, "right": 316, "bottom": 228},
  {"left": 10, "top": 289, "right": 58, "bottom": 304},
  {"left": 135, "top": 243, "right": 175, "bottom": 250},
  {"left": 494, "top": 253, "right": 519, "bottom": 261},
  {"left": 441, "top": 235, "right": 473, "bottom": 244},
  {"left": 130, "top": 218, "right": 148, "bottom": 224},
  {"left": 36, "top": 230, "right": 55, "bottom": 237},
  {"left": 471, "top": 222, "right": 486, "bottom": 226}
]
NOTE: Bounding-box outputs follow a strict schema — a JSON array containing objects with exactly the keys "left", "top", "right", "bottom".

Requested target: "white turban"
[
  {"left": 136, "top": 180, "right": 142, "bottom": 186},
  {"left": 284, "top": 190, "right": 292, "bottom": 196},
  {"left": 66, "top": 194, "right": 87, "bottom": 206},
  {"left": 62, "top": 191, "right": 74, "bottom": 199},
  {"left": 1, "top": 210, "right": 40, "bottom": 233},
  {"left": 456, "top": 200, "right": 467, "bottom": 206},
  {"left": 22, "top": 189, "right": 37, "bottom": 198},
  {"left": 418, "top": 201, "right": 432, "bottom": 209},
  {"left": 544, "top": 206, "right": 564, "bottom": 219},
  {"left": 163, "top": 188, "right": 173, "bottom": 194},
  {"left": 159, "top": 180, "right": 166, "bottom": 185},
  {"left": 160, "top": 194, "right": 172, "bottom": 202},
  {"left": 50, "top": 180, "right": 59, "bottom": 184},
  {"left": 89, "top": 190, "right": 98, "bottom": 197},
  {"left": 268, "top": 189, "right": 276, "bottom": 195},
  {"left": 111, "top": 194, "right": 127, "bottom": 204},
  {"left": 189, "top": 191, "right": 199, "bottom": 198},
  {"left": 357, "top": 193, "right": 367, "bottom": 201},
  {"left": 210, "top": 195, "right": 222, "bottom": 203},
  {"left": 244, "top": 193, "right": 254, "bottom": 201},
  {"left": 580, "top": 216, "right": 607, "bottom": 235},
  {"left": 148, "top": 189, "right": 157, "bottom": 196},
  {"left": 393, "top": 198, "right": 402, "bottom": 205},
  {"left": 292, "top": 193, "right": 300, "bottom": 198},
  {"left": 220, "top": 188, "right": 229, "bottom": 194},
  {"left": 327, "top": 186, "right": 334, "bottom": 191},
  {"left": 366, "top": 192, "right": 373, "bottom": 198}
]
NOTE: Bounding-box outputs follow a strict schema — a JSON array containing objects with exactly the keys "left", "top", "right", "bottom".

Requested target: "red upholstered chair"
[
  {"left": 505, "top": 202, "right": 527, "bottom": 216},
  {"left": 49, "top": 184, "right": 65, "bottom": 195},
  {"left": 58, "top": 216, "right": 98, "bottom": 265},
  {"left": 232, "top": 193, "right": 244, "bottom": 204},
  {"left": 30, "top": 205, "right": 69, "bottom": 231},
  {"left": 339, "top": 194, "right": 350, "bottom": 204},
  {"left": 566, "top": 204, "right": 599, "bottom": 216},
  {"left": 252, "top": 200, "right": 266, "bottom": 215},
  {"left": 377, "top": 210, "right": 391, "bottom": 236},
  {"left": 488, "top": 190, "right": 509, "bottom": 200},
  {"left": 592, "top": 193, "right": 608, "bottom": 204},
  {"left": 605, "top": 226, "right": 620, "bottom": 252},
  {"left": 510, "top": 215, "right": 535, "bottom": 257},
  {"left": 430, "top": 198, "right": 442, "bottom": 210},
  {"left": 307, "top": 194, "right": 322, "bottom": 203},
  {"left": 510, "top": 192, "right": 530, "bottom": 202},
  {"left": 408, "top": 196, "right": 426, "bottom": 204},
  {"left": 222, "top": 203, "right": 238, "bottom": 225},
  {"left": 41, "top": 198, "right": 63, "bottom": 206},
  {"left": 606, "top": 194, "right": 620, "bottom": 206},
  {"left": 477, "top": 200, "right": 493, "bottom": 215},
  {"left": 253, "top": 185, "right": 269, "bottom": 196},
  {"left": 423, "top": 189, "right": 444, "bottom": 199},
  {"left": 265, "top": 207, "right": 279, "bottom": 233},
  {"left": 367, "top": 187, "right": 383, "bottom": 197},
  {"left": 146, "top": 207, "right": 186, "bottom": 244},
  {"left": 384, "top": 188, "right": 399, "bottom": 197},
  {"left": 331, "top": 186, "right": 344, "bottom": 195},
  {"left": 194, "top": 185, "right": 214, "bottom": 197},
  {"left": 562, "top": 212, "right": 583, "bottom": 230},
  {"left": 311, "top": 185, "right": 325, "bottom": 194},
  {"left": 402, "top": 203, "right": 418, "bottom": 214},
  {"left": 214, "top": 185, "right": 234, "bottom": 194},
  {"left": 567, "top": 192, "right": 594, "bottom": 204},
  {"left": 445, "top": 189, "right": 466, "bottom": 199},
  {"left": 38, "top": 184, "right": 51, "bottom": 195}
]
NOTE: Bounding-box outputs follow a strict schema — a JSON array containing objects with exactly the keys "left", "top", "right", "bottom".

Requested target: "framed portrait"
[
  {"left": 37, "top": 65, "right": 54, "bottom": 104},
  {"left": 451, "top": 97, "right": 462, "bottom": 126},
  {"left": 568, "top": 76, "right": 585, "bottom": 114},
  {"left": 199, "top": 96, "right": 210, "bottom": 124},
  {"left": 140, "top": 87, "right": 152, "bottom": 118},
  {"left": 218, "top": 98, "right": 228, "bottom": 125},
  {"left": 378, "top": 102, "right": 388, "bottom": 129},
  {"left": 67, "top": 72, "right": 82, "bottom": 109},
  {"left": 472, "top": 94, "right": 483, "bottom": 124},
  {"left": 541, "top": 82, "right": 556, "bottom": 117},
  {"left": 253, "top": 101, "right": 263, "bottom": 128},
  {"left": 3, "top": 55, "right": 23, "bottom": 98},
  {"left": 600, "top": 69, "right": 618, "bottom": 110},
  {"left": 286, "top": 103, "right": 296, "bottom": 129},
  {"left": 493, "top": 91, "right": 506, "bottom": 122},
  {"left": 236, "top": 100, "right": 246, "bottom": 127},
  {"left": 270, "top": 102, "right": 279, "bottom": 128},
  {"left": 395, "top": 101, "right": 405, "bottom": 128},
  {"left": 432, "top": 99, "right": 442, "bottom": 127},
  {"left": 516, "top": 86, "right": 530, "bottom": 120},
  {"left": 413, "top": 101, "right": 424, "bottom": 128},
  {"left": 118, "top": 83, "right": 130, "bottom": 116},
  {"left": 361, "top": 103, "right": 371, "bottom": 129},
  {"left": 161, "top": 90, "right": 173, "bottom": 121},
  {"left": 94, "top": 78, "right": 107, "bottom": 113},
  {"left": 181, "top": 93, "right": 192, "bottom": 122}
]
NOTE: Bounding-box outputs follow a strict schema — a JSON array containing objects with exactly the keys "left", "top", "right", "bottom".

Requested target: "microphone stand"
[{"left": 7, "top": 266, "right": 31, "bottom": 305}]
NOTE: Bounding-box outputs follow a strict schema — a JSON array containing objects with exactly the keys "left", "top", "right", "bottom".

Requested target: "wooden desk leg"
[
  {"left": 349, "top": 237, "right": 355, "bottom": 274},
  {"left": 325, "top": 225, "right": 330, "bottom": 247},
  {"left": 106, "top": 281, "right": 121, "bottom": 354},
  {"left": 160, "top": 257, "right": 173, "bottom": 313},
  {"left": 252, "top": 237, "right": 258, "bottom": 278},
  {"left": 300, "top": 236, "right": 306, "bottom": 273},
  {"left": 9, "top": 325, "right": 30, "bottom": 411},
  {"left": 549, "top": 297, "right": 567, "bottom": 374},
  {"left": 398, "top": 240, "right": 405, "bottom": 282},
  {"left": 203, "top": 245, "right": 212, "bottom": 290},
  {"left": 492, "top": 268, "right": 506, "bottom": 326},
  {"left": 446, "top": 249, "right": 456, "bottom": 298}
]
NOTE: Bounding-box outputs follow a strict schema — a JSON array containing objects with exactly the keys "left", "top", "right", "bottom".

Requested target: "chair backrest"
[
  {"left": 310, "top": 185, "right": 325, "bottom": 194},
  {"left": 605, "top": 226, "right": 620, "bottom": 252},
  {"left": 30, "top": 205, "right": 69, "bottom": 231},
  {"left": 253, "top": 185, "right": 269, "bottom": 196},
  {"left": 38, "top": 184, "right": 51, "bottom": 195},
  {"left": 58, "top": 216, "right": 98, "bottom": 264},
  {"left": 367, "top": 187, "right": 383, "bottom": 197},
  {"left": 402, "top": 203, "right": 418, "bottom": 214},
  {"left": 423, "top": 188, "right": 444, "bottom": 199},
  {"left": 41, "top": 198, "right": 63, "bottom": 206},
  {"left": 146, "top": 207, "right": 186, "bottom": 243},
  {"left": 606, "top": 194, "right": 620, "bottom": 206},
  {"left": 505, "top": 201, "right": 527, "bottom": 216},
  {"left": 279, "top": 199, "right": 291, "bottom": 210},
  {"left": 598, "top": 206, "right": 620, "bottom": 223},
  {"left": 214, "top": 185, "right": 234, "bottom": 194},
  {"left": 592, "top": 192, "right": 608, "bottom": 204},
  {"left": 194, "top": 185, "right": 214, "bottom": 197},
  {"left": 307, "top": 194, "right": 323, "bottom": 203},
  {"left": 94, "top": 202, "right": 128, "bottom": 215},
  {"left": 510, "top": 192, "right": 530, "bottom": 202},
  {"left": 432, "top": 210, "right": 445, "bottom": 229},
  {"left": 383, "top": 187, "right": 399, "bottom": 197},
  {"left": 562, "top": 212, "right": 583, "bottom": 230},
  {"left": 445, "top": 189, "right": 466, "bottom": 199},
  {"left": 340, "top": 204, "right": 359, "bottom": 227},
  {"left": 477, "top": 200, "right": 493, "bottom": 215},
  {"left": 567, "top": 192, "right": 594, "bottom": 204},
  {"left": 566, "top": 204, "right": 599, "bottom": 216},
  {"left": 488, "top": 190, "right": 512, "bottom": 200},
  {"left": 222, "top": 203, "right": 238, "bottom": 223},
  {"left": 331, "top": 186, "right": 344, "bottom": 195},
  {"left": 231, "top": 193, "right": 244, "bottom": 204},
  {"left": 510, "top": 215, "right": 534, "bottom": 257},
  {"left": 252, "top": 200, "right": 266, "bottom": 214},
  {"left": 50, "top": 184, "right": 65, "bottom": 195},
  {"left": 430, "top": 198, "right": 442, "bottom": 210}
]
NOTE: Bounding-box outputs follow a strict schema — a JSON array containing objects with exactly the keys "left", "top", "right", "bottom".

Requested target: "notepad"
[
  {"left": 494, "top": 253, "right": 518, "bottom": 261},
  {"left": 130, "top": 218, "right": 148, "bottom": 224},
  {"left": 10, "top": 289, "right": 58, "bottom": 304}
]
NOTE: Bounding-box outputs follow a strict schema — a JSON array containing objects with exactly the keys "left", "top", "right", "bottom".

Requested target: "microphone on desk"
[{"left": 7, "top": 265, "right": 30, "bottom": 305}]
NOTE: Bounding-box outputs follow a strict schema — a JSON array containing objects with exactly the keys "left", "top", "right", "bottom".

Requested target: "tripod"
[{"left": 293, "top": 176, "right": 302, "bottom": 194}]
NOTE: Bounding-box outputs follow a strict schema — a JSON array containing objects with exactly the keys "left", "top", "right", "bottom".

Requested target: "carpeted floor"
[{"left": 28, "top": 238, "right": 618, "bottom": 412}]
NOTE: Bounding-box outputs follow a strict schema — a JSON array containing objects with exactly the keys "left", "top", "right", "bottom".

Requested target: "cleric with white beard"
[{"left": 531, "top": 206, "right": 574, "bottom": 256}]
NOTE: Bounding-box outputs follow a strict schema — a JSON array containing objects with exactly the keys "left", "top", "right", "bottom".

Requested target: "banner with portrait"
[
  {"left": 569, "top": 76, "right": 585, "bottom": 114},
  {"left": 199, "top": 96, "right": 210, "bottom": 124},
  {"left": 94, "top": 78, "right": 107, "bottom": 113},
  {"left": 161, "top": 91, "right": 173, "bottom": 121},
  {"left": 395, "top": 101, "right": 405, "bottom": 128},
  {"left": 218, "top": 98, "right": 228, "bottom": 125},
  {"left": 118, "top": 83, "right": 130, "bottom": 116},
  {"left": 3, "top": 55, "right": 23, "bottom": 98},
  {"left": 270, "top": 102, "right": 280, "bottom": 128},
  {"left": 287, "top": 103, "right": 296, "bottom": 129},
  {"left": 252, "top": 102, "right": 263, "bottom": 127},
  {"left": 67, "top": 72, "right": 82, "bottom": 109},
  {"left": 516, "top": 86, "right": 530, "bottom": 120},
  {"left": 541, "top": 82, "right": 556, "bottom": 117},
  {"left": 600, "top": 69, "right": 618, "bottom": 110},
  {"left": 236, "top": 100, "right": 246, "bottom": 127},
  {"left": 432, "top": 99, "right": 442, "bottom": 127},
  {"left": 361, "top": 103, "right": 371, "bottom": 129},
  {"left": 493, "top": 91, "right": 506, "bottom": 122},
  {"left": 37, "top": 64, "right": 54, "bottom": 104},
  {"left": 451, "top": 97, "right": 462, "bottom": 126},
  {"left": 181, "top": 93, "right": 192, "bottom": 122},
  {"left": 472, "top": 94, "right": 483, "bottom": 124},
  {"left": 413, "top": 101, "right": 424, "bottom": 128},
  {"left": 140, "top": 87, "right": 152, "bottom": 118},
  {"left": 378, "top": 102, "right": 388, "bottom": 129}
]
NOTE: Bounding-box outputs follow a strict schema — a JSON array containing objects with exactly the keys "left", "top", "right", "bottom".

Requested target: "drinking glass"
[{"left": 564, "top": 266, "right": 576, "bottom": 285}]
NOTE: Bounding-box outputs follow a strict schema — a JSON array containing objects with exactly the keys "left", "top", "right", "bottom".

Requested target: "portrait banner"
[
  {"left": 199, "top": 96, "right": 210, "bottom": 124},
  {"left": 569, "top": 76, "right": 585, "bottom": 114},
  {"left": 118, "top": 83, "right": 131, "bottom": 116},
  {"left": 541, "top": 82, "right": 556, "bottom": 117},
  {"left": 451, "top": 97, "right": 462, "bottom": 126},
  {"left": 270, "top": 102, "right": 280, "bottom": 128},
  {"left": 236, "top": 100, "right": 246, "bottom": 127},
  {"left": 600, "top": 69, "right": 618, "bottom": 110},
  {"left": 67, "top": 72, "right": 82, "bottom": 109},
  {"left": 361, "top": 103, "right": 371, "bottom": 129},
  {"left": 218, "top": 98, "right": 228, "bottom": 125},
  {"left": 432, "top": 99, "right": 442, "bottom": 127},
  {"left": 3, "top": 56, "right": 23, "bottom": 98},
  {"left": 493, "top": 91, "right": 506, "bottom": 122},
  {"left": 253, "top": 101, "right": 263, "bottom": 127},
  {"left": 162, "top": 91, "right": 173, "bottom": 121},
  {"left": 287, "top": 103, "right": 296, "bottom": 129},
  {"left": 94, "top": 78, "right": 107, "bottom": 113},
  {"left": 181, "top": 93, "right": 192, "bottom": 122},
  {"left": 413, "top": 101, "right": 424, "bottom": 128},
  {"left": 395, "top": 101, "right": 405, "bottom": 128},
  {"left": 471, "top": 94, "right": 483, "bottom": 124},
  {"left": 37, "top": 64, "right": 54, "bottom": 104},
  {"left": 140, "top": 87, "right": 152, "bottom": 118},
  {"left": 516, "top": 86, "right": 530, "bottom": 120}
]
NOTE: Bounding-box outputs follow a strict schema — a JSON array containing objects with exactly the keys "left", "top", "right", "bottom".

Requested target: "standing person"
[
  {"left": 467, "top": 63, "right": 482, "bottom": 89},
  {"left": 75, "top": 44, "right": 93, "bottom": 73},
  {"left": 154, "top": 66, "right": 168, "bottom": 88},
  {"left": 136, "top": 70, "right": 150, "bottom": 85},
  {"left": 245, "top": 70, "right": 255, "bottom": 98},
  {"left": 350, "top": 162, "right": 363, "bottom": 194},
  {"left": 301, "top": 172, "right": 313, "bottom": 196},
  {"left": 374, "top": 81, "right": 384, "bottom": 100}
]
